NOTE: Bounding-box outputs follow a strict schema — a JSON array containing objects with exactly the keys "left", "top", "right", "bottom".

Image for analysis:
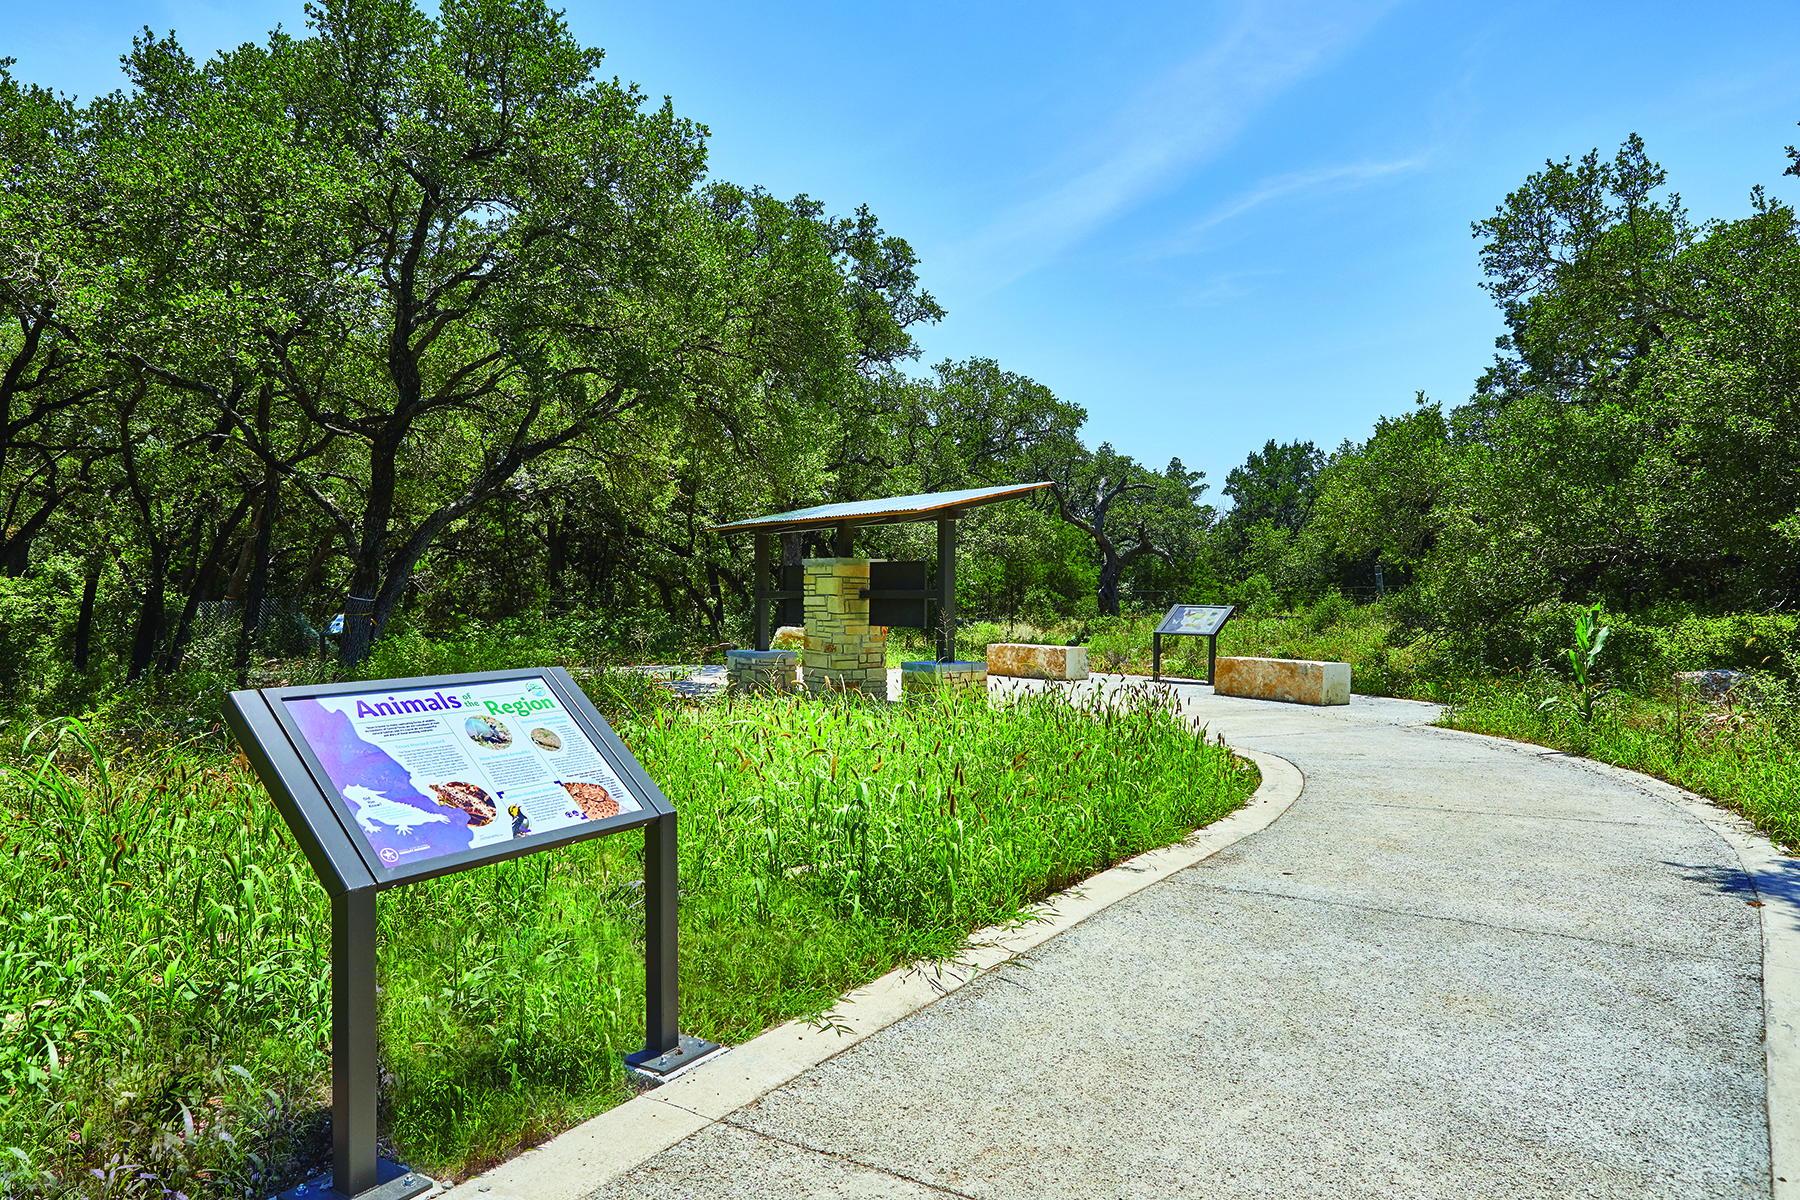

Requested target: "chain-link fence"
[{"left": 184, "top": 597, "right": 332, "bottom": 663}]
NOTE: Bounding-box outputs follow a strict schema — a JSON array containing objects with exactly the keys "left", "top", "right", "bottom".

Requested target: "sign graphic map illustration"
[{"left": 283, "top": 677, "right": 642, "bottom": 872}]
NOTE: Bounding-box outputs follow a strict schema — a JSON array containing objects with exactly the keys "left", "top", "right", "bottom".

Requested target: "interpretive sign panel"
[
  {"left": 1152, "top": 604, "right": 1235, "bottom": 685},
  {"left": 277, "top": 676, "right": 647, "bottom": 881},
  {"left": 1155, "top": 605, "right": 1234, "bottom": 637},
  {"left": 226, "top": 667, "right": 712, "bottom": 1200}
]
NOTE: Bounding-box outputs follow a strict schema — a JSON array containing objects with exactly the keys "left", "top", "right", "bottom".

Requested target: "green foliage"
[
  {"left": 1221, "top": 439, "right": 1323, "bottom": 537},
  {"left": 1232, "top": 573, "right": 1279, "bottom": 617},
  {"left": 0, "top": 684, "right": 1254, "bottom": 1195},
  {"left": 1538, "top": 602, "right": 1611, "bottom": 721},
  {"left": 1304, "top": 397, "right": 1452, "bottom": 580},
  {"left": 0, "top": 564, "right": 83, "bottom": 711}
]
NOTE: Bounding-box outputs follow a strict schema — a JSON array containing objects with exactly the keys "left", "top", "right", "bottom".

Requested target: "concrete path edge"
[{"left": 435, "top": 747, "right": 1306, "bottom": 1200}]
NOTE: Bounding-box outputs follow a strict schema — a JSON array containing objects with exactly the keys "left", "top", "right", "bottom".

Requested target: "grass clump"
[{"left": 0, "top": 682, "right": 1255, "bottom": 1197}]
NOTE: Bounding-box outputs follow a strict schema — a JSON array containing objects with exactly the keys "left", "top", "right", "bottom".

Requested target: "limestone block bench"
[
  {"left": 726, "top": 648, "right": 799, "bottom": 694},
  {"left": 987, "top": 643, "right": 1089, "bottom": 681},
  {"left": 1214, "top": 656, "right": 1350, "bottom": 706},
  {"left": 901, "top": 660, "right": 988, "bottom": 700}
]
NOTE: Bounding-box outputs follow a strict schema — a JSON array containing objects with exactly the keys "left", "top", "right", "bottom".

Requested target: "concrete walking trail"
[{"left": 444, "top": 679, "right": 1800, "bottom": 1199}]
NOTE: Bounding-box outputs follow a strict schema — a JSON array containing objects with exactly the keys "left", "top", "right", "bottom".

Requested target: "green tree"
[
  {"left": 1048, "top": 445, "right": 1208, "bottom": 616},
  {"left": 1304, "top": 394, "right": 1455, "bottom": 584},
  {"left": 1222, "top": 439, "right": 1322, "bottom": 534},
  {"left": 1471, "top": 133, "right": 1693, "bottom": 419},
  {"left": 0, "top": 63, "right": 116, "bottom": 577}
]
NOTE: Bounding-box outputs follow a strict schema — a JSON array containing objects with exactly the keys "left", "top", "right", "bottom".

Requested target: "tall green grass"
[{"left": 0, "top": 683, "right": 1255, "bottom": 1197}]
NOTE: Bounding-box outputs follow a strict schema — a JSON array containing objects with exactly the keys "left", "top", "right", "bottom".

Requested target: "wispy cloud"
[
  {"left": 937, "top": 0, "right": 1398, "bottom": 294},
  {"left": 1172, "top": 156, "right": 1424, "bottom": 245}
]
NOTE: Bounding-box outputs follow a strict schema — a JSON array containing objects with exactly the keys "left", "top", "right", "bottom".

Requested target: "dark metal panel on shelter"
[{"left": 867, "top": 560, "right": 929, "bottom": 629}]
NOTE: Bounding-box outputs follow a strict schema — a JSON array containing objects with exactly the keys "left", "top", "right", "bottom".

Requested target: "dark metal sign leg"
[
  {"left": 333, "top": 889, "right": 380, "bottom": 1197},
  {"left": 625, "top": 814, "right": 719, "bottom": 1077},
  {"left": 645, "top": 814, "right": 678, "bottom": 1056}
]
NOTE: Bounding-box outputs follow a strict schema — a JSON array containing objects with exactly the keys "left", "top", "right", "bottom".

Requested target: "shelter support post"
[
  {"left": 937, "top": 517, "right": 956, "bottom": 662},
  {"left": 753, "top": 534, "right": 771, "bottom": 652},
  {"left": 835, "top": 520, "right": 854, "bottom": 558}
]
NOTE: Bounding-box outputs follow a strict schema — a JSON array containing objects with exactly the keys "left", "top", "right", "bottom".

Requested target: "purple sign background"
[{"left": 289, "top": 699, "right": 483, "bottom": 867}]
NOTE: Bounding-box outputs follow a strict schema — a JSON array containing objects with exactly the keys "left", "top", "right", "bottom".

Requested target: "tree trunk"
[
  {"left": 336, "top": 429, "right": 402, "bottom": 671},
  {"left": 125, "top": 541, "right": 168, "bottom": 683},
  {"left": 223, "top": 504, "right": 261, "bottom": 600},
  {"left": 545, "top": 511, "right": 568, "bottom": 608},
  {"left": 293, "top": 538, "right": 334, "bottom": 601},
  {"left": 236, "top": 470, "right": 279, "bottom": 688},
  {"left": 161, "top": 495, "right": 253, "bottom": 674},
  {"left": 1096, "top": 555, "right": 1124, "bottom": 617},
  {"left": 73, "top": 555, "right": 101, "bottom": 672}
]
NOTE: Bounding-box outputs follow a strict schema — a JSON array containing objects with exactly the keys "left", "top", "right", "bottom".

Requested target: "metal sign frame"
[
  {"left": 225, "top": 666, "right": 717, "bottom": 1200},
  {"left": 1150, "top": 605, "right": 1236, "bottom": 685}
]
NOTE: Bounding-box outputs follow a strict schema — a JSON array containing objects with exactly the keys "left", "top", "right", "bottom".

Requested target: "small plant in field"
[{"left": 1540, "top": 601, "right": 1611, "bottom": 721}]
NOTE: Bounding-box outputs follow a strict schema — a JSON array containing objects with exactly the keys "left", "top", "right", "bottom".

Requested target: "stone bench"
[
  {"left": 1214, "top": 656, "right": 1350, "bottom": 706},
  {"left": 726, "top": 648, "right": 799, "bottom": 694},
  {"left": 986, "top": 643, "right": 1089, "bottom": 681},
  {"left": 901, "top": 660, "right": 988, "bottom": 699}
]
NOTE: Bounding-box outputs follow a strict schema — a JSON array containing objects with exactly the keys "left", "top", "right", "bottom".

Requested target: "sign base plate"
[
  {"left": 274, "top": 1158, "right": 434, "bottom": 1200},
  {"left": 625, "top": 1034, "right": 725, "bottom": 1078}
]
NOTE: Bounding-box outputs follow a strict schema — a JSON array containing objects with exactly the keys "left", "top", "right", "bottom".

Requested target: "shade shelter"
[{"left": 710, "top": 482, "right": 1053, "bottom": 664}]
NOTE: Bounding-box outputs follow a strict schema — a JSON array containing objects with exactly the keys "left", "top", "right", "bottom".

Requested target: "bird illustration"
[
  {"left": 342, "top": 786, "right": 450, "bottom": 836},
  {"left": 509, "top": 803, "right": 530, "bottom": 838}
]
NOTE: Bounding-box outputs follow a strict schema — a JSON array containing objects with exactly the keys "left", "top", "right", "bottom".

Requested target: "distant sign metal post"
[
  {"left": 1152, "top": 605, "right": 1235, "bottom": 685},
  {"left": 225, "top": 668, "right": 718, "bottom": 1200}
]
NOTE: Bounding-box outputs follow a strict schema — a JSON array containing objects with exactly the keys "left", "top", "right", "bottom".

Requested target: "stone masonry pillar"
[{"left": 803, "top": 557, "right": 888, "bottom": 696}]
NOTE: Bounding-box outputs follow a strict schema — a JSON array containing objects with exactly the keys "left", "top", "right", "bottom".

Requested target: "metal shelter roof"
[{"left": 708, "top": 481, "right": 1053, "bottom": 536}]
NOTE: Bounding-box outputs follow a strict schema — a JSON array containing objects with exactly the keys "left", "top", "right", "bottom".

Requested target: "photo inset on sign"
[
  {"left": 464, "top": 715, "right": 512, "bottom": 748},
  {"left": 283, "top": 678, "right": 643, "bottom": 871}
]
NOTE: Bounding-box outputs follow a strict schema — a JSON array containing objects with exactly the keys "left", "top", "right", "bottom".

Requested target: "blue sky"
[{"left": 10, "top": 0, "right": 1800, "bottom": 503}]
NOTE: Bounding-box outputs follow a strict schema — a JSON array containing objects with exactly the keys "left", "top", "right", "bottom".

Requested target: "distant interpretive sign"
[
  {"left": 1155, "top": 605, "right": 1234, "bottom": 637},
  {"left": 278, "top": 675, "right": 646, "bottom": 879},
  {"left": 1152, "top": 605, "right": 1236, "bottom": 685}
]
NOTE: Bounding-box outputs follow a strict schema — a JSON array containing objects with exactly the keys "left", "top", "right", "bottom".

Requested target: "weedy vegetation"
[{"left": 0, "top": 679, "right": 1255, "bottom": 1197}]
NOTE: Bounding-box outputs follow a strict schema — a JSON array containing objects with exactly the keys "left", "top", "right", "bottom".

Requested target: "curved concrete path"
[{"left": 447, "top": 681, "right": 1798, "bottom": 1200}]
